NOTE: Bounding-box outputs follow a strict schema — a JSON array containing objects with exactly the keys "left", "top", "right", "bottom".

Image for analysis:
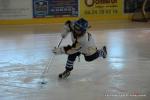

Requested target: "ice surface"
[{"left": 0, "top": 22, "right": 150, "bottom": 100}]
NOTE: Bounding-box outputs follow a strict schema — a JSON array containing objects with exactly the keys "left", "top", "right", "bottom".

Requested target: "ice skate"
[
  {"left": 58, "top": 70, "right": 71, "bottom": 79},
  {"left": 98, "top": 46, "right": 107, "bottom": 58},
  {"left": 102, "top": 46, "right": 107, "bottom": 58}
]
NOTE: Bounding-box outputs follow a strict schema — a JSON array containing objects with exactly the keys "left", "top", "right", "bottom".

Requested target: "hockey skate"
[
  {"left": 58, "top": 70, "right": 71, "bottom": 79},
  {"left": 98, "top": 46, "right": 107, "bottom": 58},
  {"left": 102, "top": 46, "right": 107, "bottom": 58}
]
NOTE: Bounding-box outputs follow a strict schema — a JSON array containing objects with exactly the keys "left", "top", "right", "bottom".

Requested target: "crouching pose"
[{"left": 52, "top": 18, "right": 107, "bottom": 79}]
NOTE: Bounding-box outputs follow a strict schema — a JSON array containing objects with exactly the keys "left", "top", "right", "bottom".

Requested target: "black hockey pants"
[{"left": 65, "top": 50, "right": 99, "bottom": 71}]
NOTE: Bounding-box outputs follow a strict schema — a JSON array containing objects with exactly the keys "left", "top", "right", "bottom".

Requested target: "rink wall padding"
[{"left": 0, "top": 16, "right": 131, "bottom": 25}]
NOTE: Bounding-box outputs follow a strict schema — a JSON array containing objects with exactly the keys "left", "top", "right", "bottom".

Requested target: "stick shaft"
[
  {"left": 58, "top": 38, "right": 63, "bottom": 47},
  {"left": 40, "top": 37, "right": 63, "bottom": 83}
]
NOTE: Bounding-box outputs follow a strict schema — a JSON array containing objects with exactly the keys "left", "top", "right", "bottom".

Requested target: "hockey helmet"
[{"left": 74, "top": 18, "right": 88, "bottom": 34}]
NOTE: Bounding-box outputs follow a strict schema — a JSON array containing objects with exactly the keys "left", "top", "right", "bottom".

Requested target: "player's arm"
[
  {"left": 64, "top": 41, "right": 82, "bottom": 55},
  {"left": 61, "top": 20, "right": 72, "bottom": 38}
]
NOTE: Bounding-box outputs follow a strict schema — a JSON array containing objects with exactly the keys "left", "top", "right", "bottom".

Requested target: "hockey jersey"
[{"left": 62, "top": 21, "right": 97, "bottom": 56}]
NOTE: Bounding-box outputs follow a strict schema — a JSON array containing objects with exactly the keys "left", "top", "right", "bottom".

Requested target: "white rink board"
[{"left": 0, "top": 0, "right": 32, "bottom": 19}]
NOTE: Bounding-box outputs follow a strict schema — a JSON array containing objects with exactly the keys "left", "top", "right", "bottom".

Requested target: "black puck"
[{"left": 40, "top": 81, "right": 47, "bottom": 84}]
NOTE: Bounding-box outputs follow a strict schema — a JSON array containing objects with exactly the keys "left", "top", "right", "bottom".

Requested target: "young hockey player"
[{"left": 52, "top": 18, "right": 107, "bottom": 79}]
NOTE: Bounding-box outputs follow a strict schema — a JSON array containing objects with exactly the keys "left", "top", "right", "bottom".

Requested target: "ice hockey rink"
[{"left": 0, "top": 21, "right": 150, "bottom": 100}]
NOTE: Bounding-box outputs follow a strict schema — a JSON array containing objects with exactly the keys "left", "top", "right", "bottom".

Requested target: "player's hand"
[
  {"left": 52, "top": 47, "right": 65, "bottom": 55},
  {"left": 61, "top": 33, "right": 67, "bottom": 38}
]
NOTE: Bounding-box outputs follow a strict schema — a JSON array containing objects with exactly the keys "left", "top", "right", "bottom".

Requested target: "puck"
[{"left": 40, "top": 81, "right": 47, "bottom": 84}]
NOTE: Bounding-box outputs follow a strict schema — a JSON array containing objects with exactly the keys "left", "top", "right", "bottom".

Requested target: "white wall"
[{"left": 0, "top": 0, "right": 32, "bottom": 19}]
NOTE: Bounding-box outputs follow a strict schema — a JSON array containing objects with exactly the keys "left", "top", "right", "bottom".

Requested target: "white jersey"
[{"left": 62, "top": 21, "right": 97, "bottom": 56}]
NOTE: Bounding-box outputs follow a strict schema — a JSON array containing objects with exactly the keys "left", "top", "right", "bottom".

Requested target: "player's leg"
[
  {"left": 59, "top": 52, "right": 81, "bottom": 79},
  {"left": 84, "top": 46, "right": 107, "bottom": 62}
]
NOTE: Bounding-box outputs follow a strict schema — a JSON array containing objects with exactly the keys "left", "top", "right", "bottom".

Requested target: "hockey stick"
[
  {"left": 39, "top": 37, "right": 63, "bottom": 85},
  {"left": 58, "top": 38, "right": 63, "bottom": 47}
]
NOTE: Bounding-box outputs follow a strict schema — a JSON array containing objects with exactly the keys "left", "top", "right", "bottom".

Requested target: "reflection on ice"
[{"left": 107, "top": 31, "right": 125, "bottom": 71}]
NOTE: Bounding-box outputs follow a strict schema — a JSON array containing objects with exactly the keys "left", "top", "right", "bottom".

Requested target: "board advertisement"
[
  {"left": 80, "top": 0, "right": 123, "bottom": 16},
  {"left": 33, "top": 0, "right": 78, "bottom": 18}
]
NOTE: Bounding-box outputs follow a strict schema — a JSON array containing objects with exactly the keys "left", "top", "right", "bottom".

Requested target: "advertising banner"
[
  {"left": 0, "top": 0, "right": 32, "bottom": 19},
  {"left": 33, "top": 0, "right": 78, "bottom": 18},
  {"left": 33, "top": 0, "right": 49, "bottom": 17},
  {"left": 124, "top": 0, "right": 150, "bottom": 13},
  {"left": 80, "top": 0, "right": 123, "bottom": 16}
]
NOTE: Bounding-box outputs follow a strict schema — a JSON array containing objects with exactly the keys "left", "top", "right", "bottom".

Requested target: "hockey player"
[{"left": 52, "top": 18, "right": 107, "bottom": 79}]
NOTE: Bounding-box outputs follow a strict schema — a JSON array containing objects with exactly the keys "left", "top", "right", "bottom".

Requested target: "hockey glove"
[
  {"left": 61, "top": 32, "right": 67, "bottom": 39},
  {"left": 52, "top": 47, "right": 65, "bottom": 55}
]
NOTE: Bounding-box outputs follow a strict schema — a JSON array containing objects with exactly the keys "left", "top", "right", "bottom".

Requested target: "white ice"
[{"left": 0, "top": 21, "right": 150, "bottom": 100}]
